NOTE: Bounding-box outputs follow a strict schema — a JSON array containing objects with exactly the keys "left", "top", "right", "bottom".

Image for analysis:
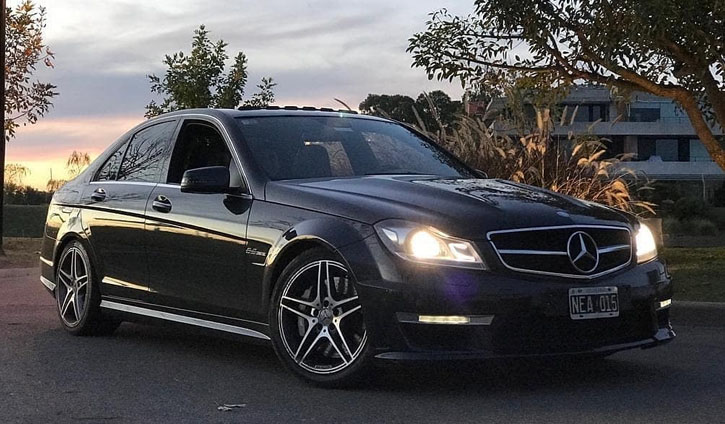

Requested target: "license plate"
[{"left": 569, "top": 286, "right": 619, "bottom": 320}]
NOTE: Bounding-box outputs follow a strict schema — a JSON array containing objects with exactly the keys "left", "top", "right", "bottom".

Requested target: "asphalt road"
[{"left": 2, "top": 268, "right": 724, "bottom": 424}]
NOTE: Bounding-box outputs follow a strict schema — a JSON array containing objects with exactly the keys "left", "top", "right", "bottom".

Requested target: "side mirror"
[{"left": 180, "top": 166, "right": 230, "bottom": 194}]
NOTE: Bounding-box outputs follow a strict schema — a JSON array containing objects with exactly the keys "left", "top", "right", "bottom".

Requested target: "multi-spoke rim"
[
  {"left": 278, "top": 260, "right": 367, "bottom": 375},
  {"left": 56, "top": 246, "right": 90, "bottom": 327}
]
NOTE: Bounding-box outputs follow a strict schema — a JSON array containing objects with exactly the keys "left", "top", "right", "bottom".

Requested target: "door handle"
[
  {"left": 90, "top": 188, "right": 107, "bottom": 202},
  {"left": 151, "top": 195, "right": 172, "bottom": 213}
]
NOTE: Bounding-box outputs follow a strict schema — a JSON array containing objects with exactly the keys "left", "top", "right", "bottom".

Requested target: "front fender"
[{"left": 259, "top": 217, "right": 374, "bottom": 309}]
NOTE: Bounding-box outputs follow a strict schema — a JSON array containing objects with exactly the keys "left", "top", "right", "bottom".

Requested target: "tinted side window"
[
  {"left": 117, "top": 121, "right": 176, "bottom": 182},
  {"left": 94, "top": 141, "right": 127, "bottom": 181},
  {"left": 167, "top": 122, "right": 234, "bottom": 184}
]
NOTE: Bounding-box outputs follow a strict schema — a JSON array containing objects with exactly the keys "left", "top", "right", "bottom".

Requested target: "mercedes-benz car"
[{"left": 39, "top": 107, "right": 674, "bottom": 386}]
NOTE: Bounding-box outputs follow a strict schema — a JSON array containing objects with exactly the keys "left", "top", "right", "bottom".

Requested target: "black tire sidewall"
[{"left": 269, "top": 248, "right": 373, "bottom": 387}]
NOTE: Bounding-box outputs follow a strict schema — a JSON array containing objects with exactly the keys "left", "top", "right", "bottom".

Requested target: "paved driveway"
[{"left": 1, "top": 268, "right": 724, "bottom": 423}]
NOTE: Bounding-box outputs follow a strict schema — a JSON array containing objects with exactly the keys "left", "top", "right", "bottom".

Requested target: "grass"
[
  {"left": 3, "top": 204, "right": 49, "bottom": 237},
  {"left": 0, "top": 237, "right": 42, "bottom": 269},
  {"left": 662, "top": 247, "right": 725, "bottom": 302}
]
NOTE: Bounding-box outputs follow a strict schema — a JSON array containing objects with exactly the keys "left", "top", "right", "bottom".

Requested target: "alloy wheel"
[
  {"left": 56, "top": 246, "right": 90, "bottom": 327},
  {"left": 278, "top": 260, "right": 367, "bottom": 375}
]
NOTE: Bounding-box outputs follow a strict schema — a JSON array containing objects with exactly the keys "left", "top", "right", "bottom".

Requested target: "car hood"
[{"left": 265, "top": 176, "right": 635, "bottom": 238}]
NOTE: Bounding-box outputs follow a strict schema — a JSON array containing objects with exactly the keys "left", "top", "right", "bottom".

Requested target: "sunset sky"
[{"left": 6, "top": 0, "right": 474, "bottom": 188}]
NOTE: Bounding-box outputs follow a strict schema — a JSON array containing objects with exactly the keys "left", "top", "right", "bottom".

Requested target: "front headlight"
[
  {"left": 374, "top": 220, "right": 487, "bottom": 269},
  {"left": 635, "top": 222, "right": 657, "bottom": 263}
]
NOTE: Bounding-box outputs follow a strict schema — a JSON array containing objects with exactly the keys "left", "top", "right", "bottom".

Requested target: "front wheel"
[{"left": 269, "top": 248, "right": 372, "bottom": 386}]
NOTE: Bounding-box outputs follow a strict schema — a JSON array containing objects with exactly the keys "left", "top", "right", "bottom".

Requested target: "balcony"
[
  {"left": 552, "top": 120, "right": 714, "bottom": 137},
  {"left": 617, "top": 160, "right": 725, "bottom": 180}
]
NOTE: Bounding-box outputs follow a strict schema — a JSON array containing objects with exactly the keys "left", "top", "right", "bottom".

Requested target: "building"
[{"left": 469, "top": 85, "right": 725, "bottom": 202}]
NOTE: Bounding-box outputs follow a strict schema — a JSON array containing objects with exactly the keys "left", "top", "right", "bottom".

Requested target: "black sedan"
[{"left": 39, "top": 107, "right": 674, "bottom": 386}]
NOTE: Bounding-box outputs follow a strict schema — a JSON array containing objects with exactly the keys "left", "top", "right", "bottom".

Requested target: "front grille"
[{"left": 488, "top": 225, "right": 632, "bottom": 279}]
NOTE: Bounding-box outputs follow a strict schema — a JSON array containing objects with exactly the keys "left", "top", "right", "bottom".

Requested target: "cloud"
[
  {"left": 6, "top": 0, "right": 477, "bottom": 188},
  {"left": 7, "top": 115, "right": 141, "bottom": 161}
]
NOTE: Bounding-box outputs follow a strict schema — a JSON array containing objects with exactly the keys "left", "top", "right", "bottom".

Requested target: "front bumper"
[{"left": 340, "top": 236, "right": 674, "bottom": 360}]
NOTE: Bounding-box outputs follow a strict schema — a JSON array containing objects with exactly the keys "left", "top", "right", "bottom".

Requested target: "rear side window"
[
  {"left": 95, "top": 141, "right": 127, "bottom": 181},
  {"left": 117, "top": 121, "right": 176, "bottom": 182}
]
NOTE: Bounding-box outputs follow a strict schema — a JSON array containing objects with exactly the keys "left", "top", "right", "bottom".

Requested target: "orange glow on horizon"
[{"left": 6, "top": 115, "right": 142, "bottom": 190}]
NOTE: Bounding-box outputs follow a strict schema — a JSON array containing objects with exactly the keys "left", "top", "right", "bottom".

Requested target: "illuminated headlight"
[
  {"left": 635, "top": 222, "right": 657, "bottom": 263},
  {"left": 375, "top": 220, "right": 486, "bottom": 269}
]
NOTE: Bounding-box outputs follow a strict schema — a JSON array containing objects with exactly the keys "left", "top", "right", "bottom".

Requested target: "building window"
[
  {"left": 690, "top": 140, "right": 713, "bottom": 162},
  {"left": 629, "top": 108, "right": 660, "bottom": 122},
  {"left": 568, "top": 103, "right": 608, "bottom": 122},
  {"left": 636, "top": 138, "right": 711, "bottom": 162},
  {"left": 655, "top": 139, "right": 679, "bottom": 161}
]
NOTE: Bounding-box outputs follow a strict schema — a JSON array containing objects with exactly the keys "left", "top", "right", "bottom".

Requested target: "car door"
[
  {"left": 144, "top": 118, "right": 254, "bottom": 319},
  {"left": 81, "top": 119, "right": 178, "bottom": 302}
]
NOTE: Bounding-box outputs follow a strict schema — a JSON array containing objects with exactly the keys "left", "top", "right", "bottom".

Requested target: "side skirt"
[{"left": 99, "top": 299, "right": 270, "bottom": 341}]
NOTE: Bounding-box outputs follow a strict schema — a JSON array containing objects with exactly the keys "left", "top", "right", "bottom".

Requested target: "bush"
[
  {"left": 672, "top": 197, "right": 710, "bottom": 221},
  {"left": 714, "top": 183, "right": 725, "bottom": 207},
  {"left": 3, "top": 204, "right": 49, "bottom": 237},
  {"left": 662, "top": 217, "right": 684, "bottom": 235},
  {"left": 422, "top": 112, "right": 654, "bottom": 215},
  {"left": 711, "top": 207, "right": 725, "bottom": 230},
  {"left": 664, "top": 217, "right": 718, "bottom": 236},
  {"left": 688, "top": 218, "right": 719, "bottom": 236}
]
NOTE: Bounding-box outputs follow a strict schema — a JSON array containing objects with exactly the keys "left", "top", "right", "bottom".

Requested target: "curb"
[{"left": 671, "top": 301, "right": 725, "bottom": 328}]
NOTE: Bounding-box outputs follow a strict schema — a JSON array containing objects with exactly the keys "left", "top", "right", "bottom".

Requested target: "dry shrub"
[{"left": 417, "top": 96, "right": 654, "bottom": 215}]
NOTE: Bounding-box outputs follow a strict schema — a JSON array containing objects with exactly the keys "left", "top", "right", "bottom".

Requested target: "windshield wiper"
[{"left": 363, "top": 171, "right": 433, "bottom": 176}]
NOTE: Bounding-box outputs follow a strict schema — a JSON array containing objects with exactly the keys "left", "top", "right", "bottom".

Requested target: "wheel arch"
[
  {"left": 53, "top": 231, "right": 101, "bottom": 283},
  {"left": 260, "top": 217, "right": 374, "bottom": 309}
]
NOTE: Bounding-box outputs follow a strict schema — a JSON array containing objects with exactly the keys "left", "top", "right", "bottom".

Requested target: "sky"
[{"left": 6, "top": 0, "right": 476, "bottom": 188}]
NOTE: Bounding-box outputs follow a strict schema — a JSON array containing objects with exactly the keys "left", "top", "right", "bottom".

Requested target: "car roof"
[{"left": 156, "top": 107, "right": 390, "bottom": 122}]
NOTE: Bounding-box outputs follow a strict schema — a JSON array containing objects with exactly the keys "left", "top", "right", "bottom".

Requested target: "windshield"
[{"left": 236, "top": 116, "right": 473, "bottom": 181}]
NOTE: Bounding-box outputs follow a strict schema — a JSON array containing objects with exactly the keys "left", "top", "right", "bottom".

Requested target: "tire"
[
  {"left": 55, "top": 240, "right": 121, "bottom": 336},
  {"left": 269, "top": 248, "right": 372, "bottom": 387}
]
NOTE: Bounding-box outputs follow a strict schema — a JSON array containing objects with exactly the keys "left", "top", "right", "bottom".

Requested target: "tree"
[
  {"left": 414, "top": 90, "right": 463, "bottom": 131},
  {"left": 65, "top": 150, "right": 91, "bottom": 177},
  {"left": 358, "top": 91, "right": 462, "bottom": 129},
  {"left": 359, "top": 94, "right": 417, "bottom": 123},
  {"left": 46, "top": 151, "right": 92, "bottom": 191},
  {"left": 145, "top": 25, "right": 276, "bottom": 117},
  {"left": 4, "top": 163, "right": 29, "bottom": 185},
  {"left": 2, "top": 0, "right": 57, "bottom": 252},
  {"left": 408, "top": 1, "right": 725, "bottom": 170}
]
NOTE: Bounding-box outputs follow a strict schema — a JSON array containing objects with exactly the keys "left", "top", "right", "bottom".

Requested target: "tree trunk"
[
  {"left": 679, "top": 96, "right": 725, "bottom": 171},
  {"left": 1, "top": 0, "right": 7, "bottom": 256}
]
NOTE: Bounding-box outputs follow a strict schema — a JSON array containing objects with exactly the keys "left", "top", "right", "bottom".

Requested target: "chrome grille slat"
[
  {"left": 497, "top": 249, "right": 568, "bottom": 256},
  {"left": 487, "top": 225, "right": 632, "bottom": 279}
]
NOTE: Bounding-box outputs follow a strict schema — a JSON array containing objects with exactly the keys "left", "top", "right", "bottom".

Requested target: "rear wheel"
[
  {"left": 270, "top": 248, "right": 371, "bottom": 386},
  {"left": 55, "top": 240, "right": 120, "bottom": 336}
]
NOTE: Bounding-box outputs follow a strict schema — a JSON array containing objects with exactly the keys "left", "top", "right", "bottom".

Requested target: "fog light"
[
  {"left": 418, "top": 315, "right": 470, "bottom": 324},
  {"left": 396, "top": 313, "right": 494, "bottom": 325},
  {"left": 657, "top": 299, "right": 672, "bottom": 310}
]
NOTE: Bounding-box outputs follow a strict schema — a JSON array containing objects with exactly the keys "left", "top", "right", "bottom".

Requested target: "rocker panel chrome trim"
[{"left": 99, "top": 300, "right": 270, "bottom": 340}]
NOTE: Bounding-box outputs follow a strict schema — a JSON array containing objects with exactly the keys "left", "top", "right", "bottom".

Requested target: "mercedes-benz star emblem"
[{"left": 567, "top": 231, "right": 599, "bottom": 273}]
